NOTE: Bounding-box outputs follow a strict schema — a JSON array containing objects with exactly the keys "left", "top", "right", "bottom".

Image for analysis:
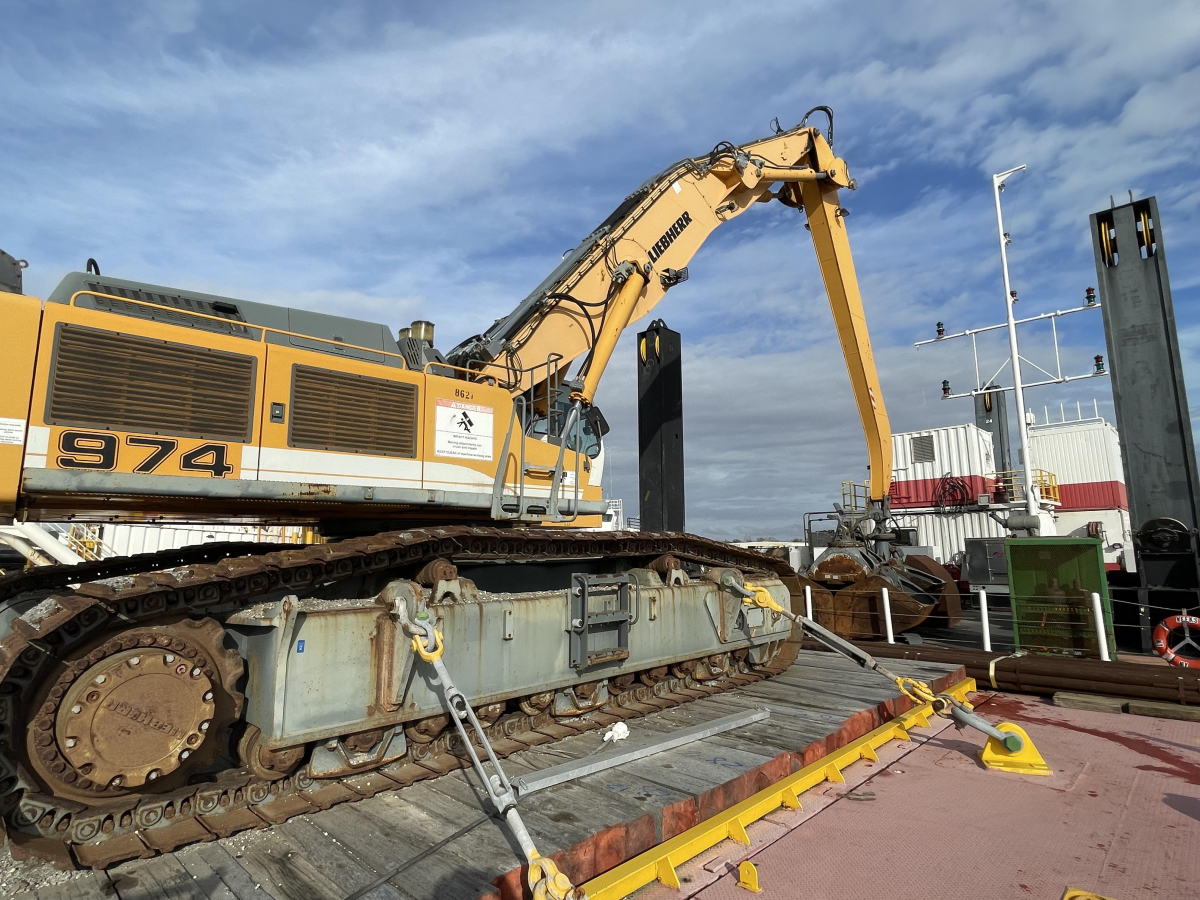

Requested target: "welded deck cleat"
[
  {"left": 979, "top": 721, "right": 1051, "bottom": 776},
  {"left": 736, "top": 860, "right": 763, "bottom": 893}
]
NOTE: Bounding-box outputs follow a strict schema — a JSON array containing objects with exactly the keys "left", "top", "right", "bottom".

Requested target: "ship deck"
[{"left": 7, "top": 651, "right": 962, "bottom": 900}]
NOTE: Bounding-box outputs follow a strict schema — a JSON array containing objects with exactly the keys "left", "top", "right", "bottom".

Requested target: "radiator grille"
[
  {"left": 48, "top": 324, "right": 257, "bottom": 442},
  {"left": 290, "top": 366, "right": 419, "bottom": 457}
]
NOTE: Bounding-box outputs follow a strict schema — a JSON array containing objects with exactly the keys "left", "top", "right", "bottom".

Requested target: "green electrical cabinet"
[{"left": 1005, "top": 537, "right": 1117, "bottom": 659}]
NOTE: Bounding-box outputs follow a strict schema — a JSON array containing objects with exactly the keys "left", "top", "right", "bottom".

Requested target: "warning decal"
[
  {"left": 0, "top": 417, "right": 26, "bottom": 446},
  {"left": 434, "top": 399, "right": 494, "bottom": 461}
]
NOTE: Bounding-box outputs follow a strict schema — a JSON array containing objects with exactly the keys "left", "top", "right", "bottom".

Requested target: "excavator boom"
[{"left": 448, "top": 117, "right": 893, "bottom": 502}]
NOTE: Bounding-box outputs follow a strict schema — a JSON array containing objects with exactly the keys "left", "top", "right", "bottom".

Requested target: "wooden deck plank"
[
  {"left": 617, "top": 738, "right": 775, "bottom": 797},
  {"left": 649, "top": 694, "right": 834, "bottom": 742},
  {"left": 740, "top": 679, "right": 896, "bottom": 713},
  {"left": 110, "top": 855, "right": 208, "bottom": 900},
  {"left": 231, "top": 830, "right": 347, "bottom": 900},
  {"left": 314, "top": 785, "right": 507, "bottom": 899},
  {"left": 274, "top": 816, "right": 407, "bottom": 900},
  {"left": 17, "top": 654, "right": 960, "bottom": 900},
  {"left": 688, "top": 689, "right": 852, "bottom": 731},
  {"left": 184, "top": 845, "right": 268, "bottom": 900},
  {"left": 420, "top": 766, "right": 601, "bottom": 858},
  {"left": 20, "top": 874, "right": 114, "bottom": 900},
  {"left": 170, "top": 847, "right": 241, "bottom": 900}
]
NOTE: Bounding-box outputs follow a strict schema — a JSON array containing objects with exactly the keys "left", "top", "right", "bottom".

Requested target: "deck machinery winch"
[{"left": 0, "top": 108, "right": 1022, "bottom": 893}]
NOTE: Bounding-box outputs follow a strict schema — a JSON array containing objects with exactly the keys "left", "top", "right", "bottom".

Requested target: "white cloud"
[{"left": 4, "top": 1, "right": 1199, "bottom": 538}]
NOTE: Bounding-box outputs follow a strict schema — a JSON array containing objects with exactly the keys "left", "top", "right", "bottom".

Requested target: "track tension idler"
[
  {"left": 399, "top": 604, "right": 584, "bottom": 900},
  {"left": 730, "top": 575, "right": 1050, "bottom": 776}
]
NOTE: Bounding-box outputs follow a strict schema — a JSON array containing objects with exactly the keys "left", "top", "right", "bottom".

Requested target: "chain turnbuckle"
[{"left": 405, "top": 619, "right": 584, "bottom": 899}]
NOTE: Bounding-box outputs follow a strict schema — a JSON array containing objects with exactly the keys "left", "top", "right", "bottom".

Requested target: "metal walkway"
[{"left": 8, "top": 651, "right": 962, "bottom": 900}]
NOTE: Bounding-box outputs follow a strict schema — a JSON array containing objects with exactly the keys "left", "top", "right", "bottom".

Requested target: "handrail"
[
  {"left": 68, "top": 289, "right": 414, "bottom": 369},
  {"left": 993, "top": 468, "right": 1060, "bottom": 504},
  {"left": 421, "top": 359, "right": 498, "bottom": 384},
  {"left": 491, "top": 397, "right": 529, "bottom": 519},
  {"left": 463, "top": 351, "right": 566, "bottom": 388},
  {"left": 841, "top": 480, "right": 870, "bottom": 513},
  {"left": 547, "top": 403, "right": 583, "bottom": 523}
]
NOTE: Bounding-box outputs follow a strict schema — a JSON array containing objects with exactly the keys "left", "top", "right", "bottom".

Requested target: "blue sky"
[{"left": 6, "top": 1, "right": 1200, "bottom": 539}]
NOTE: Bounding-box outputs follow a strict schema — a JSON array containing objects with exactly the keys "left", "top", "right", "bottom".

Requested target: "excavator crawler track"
[{"left": 0, "top": 527, "right": 801, "bottom": 869}]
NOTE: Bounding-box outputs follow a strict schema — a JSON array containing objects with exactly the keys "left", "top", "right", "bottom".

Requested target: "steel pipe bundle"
[{"left": 810, "top": 642, "right": 1200, "bottom": 705}]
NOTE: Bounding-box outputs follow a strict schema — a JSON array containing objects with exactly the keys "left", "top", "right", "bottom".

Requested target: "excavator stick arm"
[{"left": 798, "top": 178, "right": 892, "bottom": 504}]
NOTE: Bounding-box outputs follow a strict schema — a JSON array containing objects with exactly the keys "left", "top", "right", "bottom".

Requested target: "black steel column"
[
  {"left": 637, "top": 319, "right": 685, "bottom": 532},
  {"left": 1091, "top": 196, "right": 1200, "bottom": 650},
  {"left": 974, "top": 385, "right": 1011, "bottom": 477},
  {"left": 1091, "top": 196, "right": 1200, "bottom": 532}
]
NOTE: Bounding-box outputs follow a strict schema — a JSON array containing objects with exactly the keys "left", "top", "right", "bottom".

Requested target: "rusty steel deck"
[{"left": 6, "top": 651, "right": 962, "bottom": 900}]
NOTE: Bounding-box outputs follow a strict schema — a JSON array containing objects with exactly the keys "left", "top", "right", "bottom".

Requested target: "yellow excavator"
[{"left": 0, "top": 108, "right": 969, "bottom": 885}]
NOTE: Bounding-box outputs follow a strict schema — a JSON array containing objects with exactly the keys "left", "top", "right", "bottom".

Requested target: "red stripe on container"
[
  {"left": 1057, "top": 481, "right": 1128, "bottom": 511},
  {"left": 888, "top": 476, "right": 993, "bottom": 509}
]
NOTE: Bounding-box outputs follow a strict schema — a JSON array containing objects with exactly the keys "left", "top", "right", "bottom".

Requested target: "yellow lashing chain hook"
[
  {"left": 893, "top": 675, "right": 936, "bottom": 705},
  {"left": 411, "top": 628, "right": 444, "bottom": 662},
  {"left": 528, "top": 851, "right": 582, "bottom": 900},
  {"left": 742, "top": 582, "right": 787, "bottom": 616}
]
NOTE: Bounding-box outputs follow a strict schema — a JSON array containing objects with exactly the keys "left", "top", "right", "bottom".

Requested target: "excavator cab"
[{"left": 525, "top": 385, "right": 608, "bottom": 459}]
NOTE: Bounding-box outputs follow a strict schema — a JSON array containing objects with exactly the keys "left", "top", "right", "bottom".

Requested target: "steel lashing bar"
[{"left": 727, "top": 575, "right": 1024, "bottom": 753}]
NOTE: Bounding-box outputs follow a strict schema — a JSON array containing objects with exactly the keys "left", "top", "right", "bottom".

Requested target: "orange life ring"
[{"left": 1152, "top": 614, "right": 1200, "bottom": 668}]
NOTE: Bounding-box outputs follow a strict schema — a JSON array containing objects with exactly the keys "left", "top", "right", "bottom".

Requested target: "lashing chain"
[
  {"left": 401, "top": 608, "right": 582, "bottom": 900},
  {"left": 737, "top": 578, "right": 1026, "bottom": 752}
]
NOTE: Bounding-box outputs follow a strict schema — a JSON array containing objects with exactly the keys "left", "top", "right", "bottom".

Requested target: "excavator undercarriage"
[{"left": 0, "top": 528, "right": 803, "bottom": 869}]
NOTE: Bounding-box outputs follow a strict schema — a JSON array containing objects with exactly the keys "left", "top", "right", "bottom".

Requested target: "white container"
[
  {"left": 890, "top": 509, "right": 1008, "bottom": 565},
  {"left": 1053, "top": 508, "right": 1134, "bottom": 569},
  {"left": 890, "top": 424, "right": 996, "bottom": 509},
  {"left": 891, "top": 505, "right": 1131, "bottom": 571},
  {"left": 733, "top": 541, "right": 807, "bottom": 572},
  {"left": 1028, "top": 418, "right": 1127, "bottom": 510}
]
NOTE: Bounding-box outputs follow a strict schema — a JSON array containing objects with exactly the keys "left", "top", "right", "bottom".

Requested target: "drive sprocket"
[{"left": 23, "top": 617, "right": 243, "bottom": 804}]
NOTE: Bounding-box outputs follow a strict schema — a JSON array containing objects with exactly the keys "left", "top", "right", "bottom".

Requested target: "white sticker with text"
[
  {"left": 0, "top": 417, "right": 26, "bottom": 446},
  {"left": 434, "top": 400, "right": 493, "bottom": 461}
]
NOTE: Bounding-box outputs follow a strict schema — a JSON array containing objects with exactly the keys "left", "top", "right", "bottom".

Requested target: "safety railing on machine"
[
  {"left": 489, "top": 354, "right": 589, "bottom": 524},
  {"left": 840, "top": 480, "right": 870, "bottom": 513},
  {"left": 990, "top": 468, "right": 1060, "bottom": 505}
]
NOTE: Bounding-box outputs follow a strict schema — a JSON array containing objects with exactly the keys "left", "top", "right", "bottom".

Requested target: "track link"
[{"left": 0, "top": 527, "right": 800, "bottom": 869}]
